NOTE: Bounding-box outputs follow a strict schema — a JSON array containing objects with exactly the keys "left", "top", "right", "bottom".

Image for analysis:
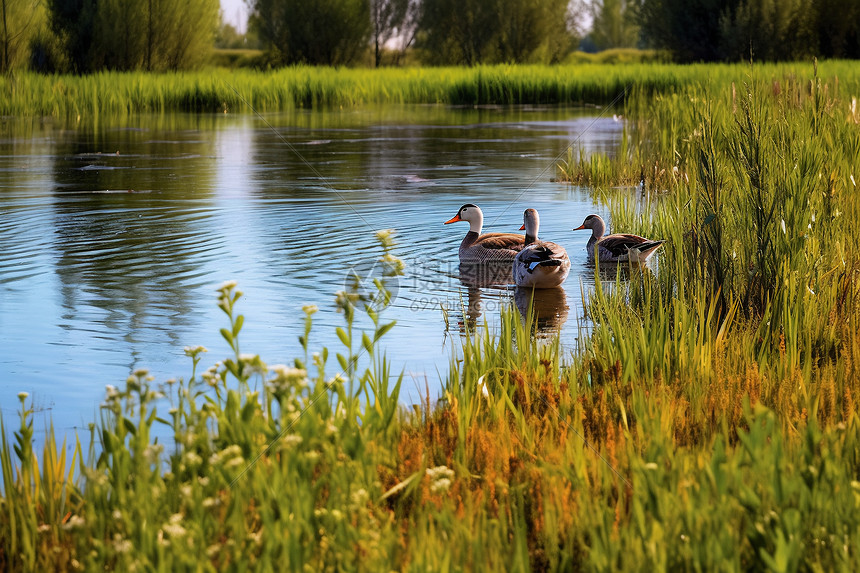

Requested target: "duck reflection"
[
  {"left": 458, "top": 261, "right": 513, "bottom": 288},
  {"left": 514, "top": 286, "right": 569, "bottom": 331},
  {"left": 452, "top": 262, "right": 513, "bottom": 332},
  {"left": 449, "top": 262, "right": 569, "bottom": 335}
]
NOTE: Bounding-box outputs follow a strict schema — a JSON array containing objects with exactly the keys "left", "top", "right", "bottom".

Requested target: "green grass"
[
  {"left": 3, "top": 60, "right": 860, "bottom": 117},
  {"left": 2, "top": 61, "right": 860, "bottom": 570}
]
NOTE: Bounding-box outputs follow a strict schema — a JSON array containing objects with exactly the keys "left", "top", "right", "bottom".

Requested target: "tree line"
[
  {"left": 1, "top": 0, "right": 219, "bottom": 73},
  {"left": 248, "top": 0, "right": 860, "bottom": 65},
  {"left": 1, "top": 0, "right": 859, "bottom": 74},
  {"left": 636, "top": 0, "right": 860, "bottom": 62}
]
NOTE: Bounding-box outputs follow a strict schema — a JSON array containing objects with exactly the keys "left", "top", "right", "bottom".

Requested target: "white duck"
[
  {"left": 444, "top": 204, "right": 524, "bottom": 263},
  {"left": 513, "top": 208, "right": 571, "bottom": 288},
  {"left": 573, "top": 214, "right": 665, "bottom": 263}
]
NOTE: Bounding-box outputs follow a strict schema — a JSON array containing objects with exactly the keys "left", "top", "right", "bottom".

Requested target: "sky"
[{"left": 221, "top": 0, "right": 249, "bottom": 33}]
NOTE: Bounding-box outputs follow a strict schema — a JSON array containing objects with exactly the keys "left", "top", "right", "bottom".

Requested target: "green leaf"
[
  {"left": 337, "top": 353, "right": 348, "bottom": 372},
  {"left": 220, "top": 328, "right": 233, "bottom": 344},
  {"left": 704, "top": 212, "right": 717, "bottom": 225},
  {"left": 362, "top": 332, "right": 373, "bottom": 354},
  {"left": 336, "top": 327, "right": 350, "bottom": 347},
  {"left": 232, "top": 314, "right": 244, "bottom": 337},
  {"left": 374, "top": 321, "right": 397, "bottom": 342}
]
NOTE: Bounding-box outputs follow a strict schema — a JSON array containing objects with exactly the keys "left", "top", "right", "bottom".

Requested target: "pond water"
[{"left": 0, "top": 105, "right": 624, "bottom": 437}]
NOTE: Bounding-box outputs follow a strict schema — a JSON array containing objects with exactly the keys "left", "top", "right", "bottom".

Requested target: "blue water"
[{"left": 0, "top": 105, "right": 624, "bottom": 439}]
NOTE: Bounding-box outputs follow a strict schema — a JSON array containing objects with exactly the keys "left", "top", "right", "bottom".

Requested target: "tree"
[
  {"left": 371, "top": 0, "right": 412, "bottom": 67},
  {"left": 1, "top": 0, "right": 48, "bottom": 73},
  {"left": 249, "top": 0, "right": 371, "bottom": 66},
  {"left": 387, "top": 0, "right": 420, "bottom": 65},
  {"left": 419, "top": 0, "right": 573, "bottom": 65},
  {"left": 636, "top": 0, "right": 736, "bottom": 62},
  {"left": 719, "top": 0, "right": 817, "bottom": 61},
  {"left": 46, "top": 0, "right": 97, "bottom": 71},
  {"left": 589, "top": 0, "right": 639, "bottom": 50},
  {"left": 47, "top": 0, "right": 218, "bottom": 71},
  {"left": 816, "top": 0, "right": 860, "bottom": 58},
  {"left": 496, "top": 0, "right": 571, "bottom": 63}
]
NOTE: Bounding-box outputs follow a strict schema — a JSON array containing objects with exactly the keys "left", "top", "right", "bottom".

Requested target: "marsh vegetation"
[{"left": 2, "top": 61, "right": 860, "bottom": 570}]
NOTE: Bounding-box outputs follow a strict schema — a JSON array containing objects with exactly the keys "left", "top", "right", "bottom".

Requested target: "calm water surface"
[{"left": 0, "top": 105, "right": 624, "bottom": 436}]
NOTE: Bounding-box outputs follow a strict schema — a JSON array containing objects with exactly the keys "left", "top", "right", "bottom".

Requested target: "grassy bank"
[
  {"left": 2, "top": 62, "right": 860, "bottom": 570},
  {"left": 2, "top": 61, "right": 860, "bottom": 117}
]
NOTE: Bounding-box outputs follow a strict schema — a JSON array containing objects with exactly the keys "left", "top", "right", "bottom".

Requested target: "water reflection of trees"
[{"left": 49, "top": 119, "right": 219, "bottom": 359}]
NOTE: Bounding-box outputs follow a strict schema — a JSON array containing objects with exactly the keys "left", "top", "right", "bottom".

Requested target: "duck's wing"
[
  {"left": 516, "top": 241, "right": 569, "bottom": 271},
  {"left": 474, "top": 232, "right": 525, "bottom": 252},
  {"left": 597, "top": 234, "right": 652, "bottom": 257}
]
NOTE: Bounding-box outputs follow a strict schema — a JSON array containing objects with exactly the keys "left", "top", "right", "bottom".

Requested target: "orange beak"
[
  {"left": 519, "top": 224, "right": 525, "bottom": 230},
  {"left": 572, "top": 224, "right": 585, "bottom": 230},
  {"left": 444, "top": 214, "right": 461, "bottom": 224}
]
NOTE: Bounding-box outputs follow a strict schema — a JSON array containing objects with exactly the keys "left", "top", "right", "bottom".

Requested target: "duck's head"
[
  {"left": 518, "top": 208, "right": 540, "bottom": 244},
  {"left": 445, "top": 204, "right": 483, "bottom": 232},
  {"left": 573, "top": 214, "right": 606, "bottom": 237}
]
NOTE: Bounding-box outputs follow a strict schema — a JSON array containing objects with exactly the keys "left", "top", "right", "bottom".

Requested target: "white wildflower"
[
  {"left": 426, "top": 465, "right": 455, "bottom": 493},
  {"left": 113, "top": 535, "right": 133, "bottom": 554},
  {"left": 247, "top": 530, "right": 263, "bottom": 546},
  {"left": 209, "top": 445, "right": 243, "bottom": 466},
  {"left": 17, "top": 392, "right": 29, "bottom": 401},
  {"left": 183, "top": 345, "right": 208, "bottom": 356},
  {"left": 218, "top": 280, "right": 238, "bottom": 291},
  {"left": 426, "top": 465, "right": 454, "bottom": 481},
  {"left": 162, "top": 514, "right": 187, "bottom": 538},
  {"left": 224, "top": 457, "right": 244, "bottom": 470},
  {"left": 351, "top": 488, "right": 369, "bottom": 506},
  {"left": 144, "top": 444, "right": 164, "bottom": 464},
  {"left": 430, "top": 478, "right": 452, "bottom": 493},
  {"left": 62, "top": 515, "right": 86, "bottom": 531},
  {"left": 183, "top": 451, "right": 202, "bottom": 466},
  {"left": 302, "top": 304, "right": 319, "bottom": 315}
]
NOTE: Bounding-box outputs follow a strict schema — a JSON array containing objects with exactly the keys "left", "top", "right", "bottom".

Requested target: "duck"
[
  {"left": 444, "top": 204, "right": 524, "bottom": 264},
  {"left": 512, "top": 208, "right": 571, "bottom": 288},
  {"left": 573, "top": 214, "right": 665, "bottom": 263}
]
